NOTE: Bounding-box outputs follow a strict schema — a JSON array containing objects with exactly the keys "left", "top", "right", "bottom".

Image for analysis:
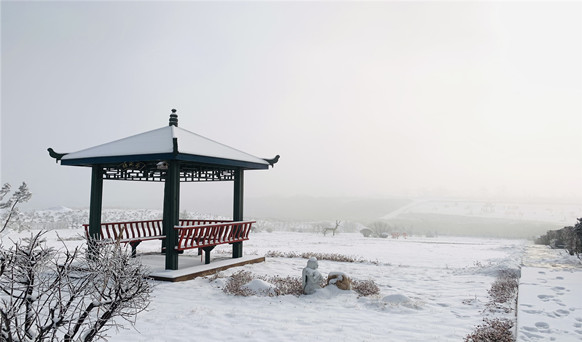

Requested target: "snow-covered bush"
[
  {"left": 222, "top": 270, "right": 302, "bottom": 297},
  {"left": 360, "top": 228, "right": 373, "bottom": 237},
  {"left": 487, "top": 269, "right": 519, "bottom": 311},
  {"left": 466, "top": 268, "right": 519, "bottom": 341},
  {"left": 265, "top": 250, "right": 377, "bottom": 264},
  {"left": 536, "top": 219, "right": 582, "bottom": 257},
  {"left": 351, "top": 279, "right": 380, "bottom": 297},
  {"left": 464, "top": 318, "right": 514, "bottom": 342},
  {"left": 367, "top": 221, "right": 392, "bottom": 238},
  {"left": 0, "top": 232, "right": 152, "bottom": 341}
]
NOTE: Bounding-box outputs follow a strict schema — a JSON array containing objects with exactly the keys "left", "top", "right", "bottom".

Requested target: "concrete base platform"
[{"left": 142, "top": 254, "right": 265, "bottom": 282}]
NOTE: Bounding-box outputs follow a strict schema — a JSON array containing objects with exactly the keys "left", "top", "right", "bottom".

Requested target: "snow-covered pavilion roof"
[{"left": 60, "top": 125, "right": 270, "bottom": 170}]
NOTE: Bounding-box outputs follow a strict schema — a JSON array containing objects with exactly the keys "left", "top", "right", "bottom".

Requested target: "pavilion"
[{"left": 48, "top": 110, "right": 279, "bottom": 270}]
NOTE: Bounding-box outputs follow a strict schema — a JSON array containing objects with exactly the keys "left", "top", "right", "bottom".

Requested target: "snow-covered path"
[{"left": 517, "top": 245, "right": 582, "bottom": 341}]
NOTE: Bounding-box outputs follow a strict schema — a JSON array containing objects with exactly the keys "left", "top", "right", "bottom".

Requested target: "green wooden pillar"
[
  {"left": 233, "top": 168, "right": 244, "bottom": 258},
  {"left": 164, "top": 160, "right": 180, "bottom": 270},
  {"left": 88, "top": 165, "right": 103, "bottom": 240},
  {"left": 88, "top": 166, "right": 103, "bottom": 258}
]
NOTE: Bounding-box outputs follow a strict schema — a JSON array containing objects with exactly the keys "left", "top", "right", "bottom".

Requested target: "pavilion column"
[
  {"left": 87, "top": 165, "right": 103, "bottom": 258},
  {"left": 88, "top": 165, "right": 103, "bottom": 240},
  {"left": 232, "top": 168, "right": 244, "bottom": 258},
  {"left": 163, "top": 160, "right": 180, "bottom": 270}
]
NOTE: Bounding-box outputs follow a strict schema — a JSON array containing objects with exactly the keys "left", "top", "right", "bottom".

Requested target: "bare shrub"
[
  {"left": 488, "top": 269, "right": 519, "bottom": 305},
  {"left": 485, "top": 268, "right": 519, "bottom": 314},
  {"left": 352, "top": 279, "right": 380, "bottom": 297},
  {"left": 367, "top": 221, "right": 391, "bottom": 238},
  {"left": 223, "top": 270, "right": 255, "bottom": 296},
  {"left": 265, "top": 250, "right": 377, "bottom": 264},
  {"left": 464, "top": 318, "right": 514, "bottom": 342},
  {"left": 466, "top": 268, "right": 519, "bottom": 341},
  {"left": 223, "top": 271, "right": 303, "bottom": 297},
  {"left": 265, "top": 275, "right": 303, "bottom": 296},
  {"left": 0, "top": 231, "right": 152, "bottom": 342},
  {"left": 360, "top": 228, "right": 373, "bottom": 237}
]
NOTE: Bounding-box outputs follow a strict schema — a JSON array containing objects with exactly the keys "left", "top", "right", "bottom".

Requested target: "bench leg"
[
  {"left": 129, "top": 241, "right": 142, "bottom": 258},
  {"left": 202, "top": 246, "right": 215, "bottom": 264}
]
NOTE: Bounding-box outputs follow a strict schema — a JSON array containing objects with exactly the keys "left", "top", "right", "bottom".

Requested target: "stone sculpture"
[
  {"left": 327, "top": 272, "right": 352, "bottom": 290},
  {"left": 302, "top": 257, "right": 323, "bottom": 295}
]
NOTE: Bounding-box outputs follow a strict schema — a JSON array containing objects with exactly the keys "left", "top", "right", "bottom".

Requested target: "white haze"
[{"left": 1, "top": 2, "right": 581, "bottom": 217}]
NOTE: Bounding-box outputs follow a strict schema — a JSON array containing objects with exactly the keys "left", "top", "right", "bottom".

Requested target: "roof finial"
[{"left": 169, "top": 109, "right": 178, "bottom": 127}]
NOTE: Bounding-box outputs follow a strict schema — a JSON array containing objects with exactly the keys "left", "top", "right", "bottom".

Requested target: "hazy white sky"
[{"left": 1, "top": 1, "right": 581, "bottom": 211}]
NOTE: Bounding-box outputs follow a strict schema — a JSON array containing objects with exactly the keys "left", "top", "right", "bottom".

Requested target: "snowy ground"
[
  {"left": 115, "top": 232, "right": 524, "bottom": 342},
  {"left": 2, "top": 229, "right": 579, "bottom": 341},
  {"left": 518, "top": 245, "right": 582, "bottom": 341}
]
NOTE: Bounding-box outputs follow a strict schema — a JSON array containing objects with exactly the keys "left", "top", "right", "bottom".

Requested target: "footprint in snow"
[
  {"left": 555, "top": 309, "right": 570, "bottom": 317},
  {"left": 538, "top": 294, "right": 553, "bottom": 301},
  {"left": 535, "top": 322, "right": 550, "bottom": 330}
]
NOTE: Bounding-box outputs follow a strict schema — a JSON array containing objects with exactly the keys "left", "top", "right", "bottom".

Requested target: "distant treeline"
[{"left": 535, "top": 218, "right": 582, "bottom": 258}]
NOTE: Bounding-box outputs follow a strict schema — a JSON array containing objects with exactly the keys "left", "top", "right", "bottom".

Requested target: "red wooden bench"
[
  {"left": 175, "top": 220, "right": 255, "bottom": 264},
  {"left": 83, "top": 219, "right": 233, "bottom": 257}
]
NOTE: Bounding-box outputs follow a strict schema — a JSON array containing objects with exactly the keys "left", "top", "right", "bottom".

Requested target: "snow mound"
[
  {"left": 382, "top": 294, "right": 411, "bottom": 304},
  {"left": 242, "top": 279, "right": 276, "bottom": 296},
  {"left": 210, "top": 278, "right": 226, "bottom": 288}
]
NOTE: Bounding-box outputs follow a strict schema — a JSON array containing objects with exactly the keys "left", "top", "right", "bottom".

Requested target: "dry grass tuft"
[
  {"left": 486, "top": 269, "right": 520, "bottom": 313},
  {"left": 222, "top": 270, "right": 303, "bottom": 297},
  {"left": 223, "top": 270, "right": 255, "bottom": 296},
  {"left": 465, "top": 268, "right": 519, "bottom": 341},
  {"left": 266, "top": 250, "right": 377, "bottom": 264},
  {"left": 352, "top": 279, "right": 380, "bottom": 297}
]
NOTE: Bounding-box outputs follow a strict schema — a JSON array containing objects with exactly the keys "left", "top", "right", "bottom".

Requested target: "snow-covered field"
[
  {"left": 518, "top": 245, "right": 582, "bottom": 341},
  {"left": 4, "top": 226, "right": 579, "bottom": 341},
  {"left": 387, "top": 200, "right": 581, "bottom": 224}
]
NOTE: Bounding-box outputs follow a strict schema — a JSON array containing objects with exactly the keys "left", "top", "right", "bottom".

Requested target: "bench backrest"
[
  {"left": 175, "top": 221, "right": 255, "bottom": 250},
  {"left": 83, "top": 220, "right": 164, "bottom": 241},
  {"left": 178, "top": 219, "right": 232, "bottom": 226},
  {"left": 83, "top": 219, "right": 233, "bottom": 241}
]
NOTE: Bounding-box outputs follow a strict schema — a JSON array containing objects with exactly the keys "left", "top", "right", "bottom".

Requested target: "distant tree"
[
  {"left": 368, "top": 221, "right": 392, "bottom": 238},
  {"left": 0, "top": 182, "right": 32, "bottom": 233},
  {"left": 180, "top": 210, "right": 191, "bottom": 220},
  {"left": 0, "top": 232, "right": 152, "bottom": 341},
  {"left": 535, "top": 218, "right": 582, "bottom": 258},
  {"left": 360, "top": 228, "right": 373, "bottom": 237},
  {"left": 341, "top": 221, "right": 358, "bottom": 233}
]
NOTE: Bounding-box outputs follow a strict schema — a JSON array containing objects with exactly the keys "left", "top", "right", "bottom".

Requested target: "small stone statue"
[{"left": 302, "top": 257, "right": 323, "bottom": 295}]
